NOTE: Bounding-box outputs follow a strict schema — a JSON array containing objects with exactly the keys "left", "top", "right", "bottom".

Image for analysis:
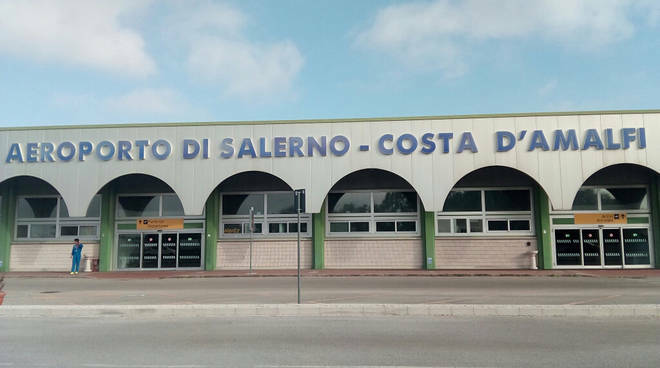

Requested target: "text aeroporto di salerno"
[{"left": 3, "top": 127, "right": 647, "bottom": 163}]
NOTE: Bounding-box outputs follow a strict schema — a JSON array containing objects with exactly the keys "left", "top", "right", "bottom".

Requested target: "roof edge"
[{"left": 2, "top": 109, "right": 659, "bottom": 131}]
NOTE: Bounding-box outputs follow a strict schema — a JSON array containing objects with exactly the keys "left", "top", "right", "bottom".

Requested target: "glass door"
[
  {"left": 623, "top": 228, "right": 650, "bottom": 265},
  {"left": 142, "top": 233, "right": 159, "bottom": 268},
  {"left": 161, "top": 233, "right": 178, "bottom": 268},
  {"left": 581, "top": 229, "right": 601, "bottom": 266},
  {"left": 178, "top": 233, "right": 202, "bottom": 268},
  {"left": 602, "top": 228, "right": 623, "bottom": 266},
  {"left": 555, "top": 229, "right": 581, "bottom": 266},
  {"left": 118, "top": 234, "right": 141, "bottom": 269},
  {"left": 116, "top": 231, "right": 204, "bottom": 270}
]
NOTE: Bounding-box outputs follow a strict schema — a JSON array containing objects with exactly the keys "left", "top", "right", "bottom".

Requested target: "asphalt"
[{"left": 2, "top": 269, "right": 660, "bottom": 318}]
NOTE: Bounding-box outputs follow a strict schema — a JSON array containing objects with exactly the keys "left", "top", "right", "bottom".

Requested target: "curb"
[
  {"left": 4, "top": 269, "right": 660, "bottom": 279},
  {"left": 1, "top": 304, "right": 659, "bottom": 319}
]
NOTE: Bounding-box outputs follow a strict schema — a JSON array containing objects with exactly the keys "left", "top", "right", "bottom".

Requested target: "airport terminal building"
[{"left": 0, "top": 110, "right": 659, "bottom": 272}]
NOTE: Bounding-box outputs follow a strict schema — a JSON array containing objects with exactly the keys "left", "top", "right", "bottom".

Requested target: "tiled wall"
[
  {"left": 10, "top": 242, "right": 100, "bottom": 271},
  {"left": 217, "top": 239, "right": 313, "bottom": 269},
  {"left": 325, "top": 238, "right": 423, "bottom": 269},
  {"left": 435, "top": 237, "right": 537, "bottom": 269}
]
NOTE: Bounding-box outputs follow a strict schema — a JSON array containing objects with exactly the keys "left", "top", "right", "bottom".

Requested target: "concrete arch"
[
  {"left": 0, "top": 174, "right": 70, "bottom": 212},
  {"left": 213, "top": 170, "right": 294, "bottom": 191},
  {"left": 198, "top": 170, "right": 296, "bottom": 215},
  {"left": 316, "top": 167, "right": 429, "bottom": 213},
  {"left": 564, "top": 163, "right": 660, "bottom": 210},
  {"left": 76, "top": 172, "right": 184, "bottom": 218},
  {"left": 439, "top": 164, "right": 555, "bottom": 212}
]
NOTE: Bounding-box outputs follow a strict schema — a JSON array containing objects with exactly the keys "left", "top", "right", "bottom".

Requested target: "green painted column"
[
  {"left": 312, "top": 201, "right": 325, "bottom": 269},
  {"left": 0, "top": 184, "right": 16, "bottom": 272},
  {"left": 650, "top": 175, "right": 660, "bottom": 269},
  {"left": 534, "top": 185, "right": 553, "bottom": 269},
  {"left": 421, "top": 210, "right": 435, "bottom": 270},
  {"left": 99, "top": 185, "right": 116, "bottom": 272},
  {"left": 204, "top": 189, "right": 219, "bottom": 271}
]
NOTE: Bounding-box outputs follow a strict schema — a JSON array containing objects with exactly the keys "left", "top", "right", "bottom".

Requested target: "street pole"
[
  {"left": 296, "top": 191, "right": 301, "bottom": 304},
  {"left": 249, "top": 206, "right": 254, "bottom": 273}
]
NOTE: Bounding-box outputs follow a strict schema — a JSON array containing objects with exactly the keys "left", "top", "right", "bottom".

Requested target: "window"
[
  {"left": 570, "top": 186, "right": 649, "bottom": 212},
  {"left": 436, "top": 188, "right": 533, "bottom": 236},
  {"left": 220, "top": 192, "right": 310, "bottom": 237},
  {"left": 15, "top": 195, "right": 101, "bottom": 240},
  {"left": 117, "top": 194, "right": 184, "bottom": 218},
  {"left": 327, "top": 190, "right": 419, "bottom": 235}
]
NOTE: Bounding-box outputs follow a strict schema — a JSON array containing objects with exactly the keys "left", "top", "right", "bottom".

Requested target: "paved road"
[
  {"left": 4, "top": 276, "right": 660, "bottom": 305},
  {"left": 1, "top": 316, "right": 659, "bottom": 367}
]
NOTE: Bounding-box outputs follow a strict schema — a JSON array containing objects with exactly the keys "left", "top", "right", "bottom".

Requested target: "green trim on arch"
[
  {"left": 421, "top": 210, "right": 435, "bottom": 270},
  {"left": 204, "top": 189, "right": 219, "bottom": 271},
  {"left": 534, "top": 186, "right": 552, "bottom": 269},
  {"left": 650, "top": 176, "right": 660, "bottom": 269},
  {"left": 312, "top": 201, "right": 326, "bottom": 269},
  {"left": 2, "top": 109, "right": 659, "bottom": 131},
  {"left": 552, "top": 218, "right": 575, "bottom": 225},
  {"left": 99, "top": 185, "right": 116, "bottom": 272},
  {"left": 184, "top": 222, "right": 204, "bottom": 229},
  {"left": 627, "top": 217, "right": 649, "bottom": 224},
  {"left": 0, "top": 184, "right": 16, "bottom": 272}
]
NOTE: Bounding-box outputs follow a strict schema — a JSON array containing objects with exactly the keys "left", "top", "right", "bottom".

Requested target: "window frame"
[
  {"left": 116, "top": 193, "right": 190, "bottom": 219},
  {"left": 15, "top": 194, "right": 101, "bottom": 241},
  {"left": 552, "top": 185, "right": 651, "bottom": 214},
  {"left": 326, "top": 189, "right": 420, "bottom": 237},
  {"left": 220, "top": 191, "right": 311, "bottom": 238},
  {"left": 435, "top": 187, "right": 534, "bottom": 237}
]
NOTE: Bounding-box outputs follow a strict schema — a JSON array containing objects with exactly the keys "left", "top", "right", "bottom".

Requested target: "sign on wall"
[
  {"left": 574, "top": 213, "right": 627, "bottom": 225},
  {"left": 2, "top": 127, "right": 647, "bottom": 163},
  {"left": 136, "top": 218, "right": 184, "bottom": 230}
]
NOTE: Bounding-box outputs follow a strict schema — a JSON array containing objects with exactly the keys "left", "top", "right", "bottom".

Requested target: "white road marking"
[
  {"left": 565, "top": 294, "right": 621, "bottom": 305},
  {"left": 255, "top": 366, "right": 494, "bottom": 368},
  {"left": 83, "top": 365, "right": 208, "bottom": 368}
]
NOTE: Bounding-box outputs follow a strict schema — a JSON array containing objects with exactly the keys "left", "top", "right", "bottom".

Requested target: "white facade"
[{"left": 1, "top": 112, "right": 658, "bottom": 217}]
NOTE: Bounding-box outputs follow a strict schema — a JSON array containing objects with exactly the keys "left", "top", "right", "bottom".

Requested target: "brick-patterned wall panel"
[
  {"left": 325, "top": 238, "right": 423, "bottom": 269},
  {"left": 217, "top": 240, "right": 313, "bottom": 269},
  {"left": 435, "top": 237, "right": 537, "bottom": 269},
  {"left": 10, "top": 243, "right": 100, "bottom": 272}
]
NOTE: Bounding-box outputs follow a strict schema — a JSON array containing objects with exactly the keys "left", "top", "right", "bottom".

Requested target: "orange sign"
[
  {"left": 574, "top": 213, "right": 627, "bottom": 225},
  {"left": 137, "top": 218, "right": 184, "bottom": 230}
]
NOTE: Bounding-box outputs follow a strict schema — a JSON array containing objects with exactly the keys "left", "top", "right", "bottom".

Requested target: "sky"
[{"left": 1, "top": 0, "right": 660, "bottom": 127}]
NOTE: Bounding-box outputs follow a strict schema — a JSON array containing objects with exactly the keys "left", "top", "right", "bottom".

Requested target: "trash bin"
[
  {"left": 83, "top": 255, "right": 92, "bottom": 272},
  {"left": 529, "top": 250, "right": 539, "bottom": 270},
  {"left": 92, "top": 259, "right": 99, "bottom": 272}
]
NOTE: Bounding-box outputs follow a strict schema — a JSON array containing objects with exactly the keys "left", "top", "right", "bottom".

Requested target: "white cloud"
[
  {"left": 168, "top": 1, "right": 304, "bottom": 99},
  {"left": 0, "top": 0, "right": 156, "bottom": 77},
  {"left": 51, "top": 88, "right": 190, "bottom": 119},
  {"left": 538, "top": 80, "right": 558, "bottom": 96},
  {"left": 188, "top": 38, "right": 304, "bottom": 98},
  {"left": 50, "top": 93, "right": 98, "bottom": 110},
  {"left": 104, "top": 88, "right": 188, "bottom": 114},
  {"left": 356, "top": 0, "right": 660, "bottom": 76}
]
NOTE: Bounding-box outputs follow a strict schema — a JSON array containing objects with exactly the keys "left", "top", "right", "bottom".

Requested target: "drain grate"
[{"left": 40, "top": 291, "right": 60, "bottom": 294}]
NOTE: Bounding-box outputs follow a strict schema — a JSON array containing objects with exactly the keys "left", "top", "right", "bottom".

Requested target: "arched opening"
[
  {"left": 104, "top": 174, "right": 204, "bottom": 270},
  {"left": 324, "top": 169, "right": 422, "bottom": 269},
  {"left": 0, "top": 175, "right": 100, "bottom": 272},
  {"left": 552, "top": 164, "right": 657, "bottom": 269},
  {"left": 435, "top": 166, "right": 540, "bottom": 269},
  {"left": 212, "top": 171, "right": 309, "bottom": 270}
]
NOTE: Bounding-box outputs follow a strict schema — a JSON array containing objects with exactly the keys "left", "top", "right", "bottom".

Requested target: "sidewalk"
[
  {"left": 4, "top": 268, "right": 660, "bottom": 279},
  {"left": 2, "top": 269, "right": 660, "bottom": 318}
]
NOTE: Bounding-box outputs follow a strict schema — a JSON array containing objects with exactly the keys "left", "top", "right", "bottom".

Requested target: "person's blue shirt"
[{"left": 72, "top": 243, "right": 84, "bottom": 256}]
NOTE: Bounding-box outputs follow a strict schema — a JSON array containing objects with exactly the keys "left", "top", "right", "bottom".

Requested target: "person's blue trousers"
[{"left": 71, "top": 253, "right": 81, "bottom": 273}]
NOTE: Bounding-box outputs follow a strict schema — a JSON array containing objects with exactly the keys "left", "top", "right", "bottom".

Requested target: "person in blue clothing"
[{"left": 70, "top": 238, "right": 84, "bottom": 275}]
